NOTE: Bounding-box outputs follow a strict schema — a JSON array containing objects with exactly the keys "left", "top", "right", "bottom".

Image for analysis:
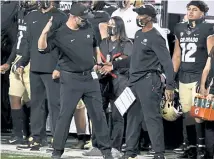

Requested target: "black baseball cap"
[
  {"left": 69, "top": 3, "right": 94, "bottom": 19},
  {"left": 133, "top": 4, "right": 156, "bottom": 18}
]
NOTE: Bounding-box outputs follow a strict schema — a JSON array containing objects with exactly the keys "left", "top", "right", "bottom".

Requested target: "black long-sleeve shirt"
[
  {"left": 39, "top": 25, "right": 98, "bottom": 72},
  {"left": 1, "top": 1, "right": 19, "bottom": 62},
  {"left": 18, "top": 8, "right": 67, "bottom": 73},
  {"left": 129, "top": 28, "right": 174, "bottom": 90},
  {"left": 6, "top": 8, "right": 28, "bottom": 65}
]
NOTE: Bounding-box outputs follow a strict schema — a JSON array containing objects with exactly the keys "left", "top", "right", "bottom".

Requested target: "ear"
[
  {"left": 201, "top": 12, "right": 205, "bottom": 18},
  {"left": 69, "top": 14, "right": 74, "bottom": 20},
  {"left": 147, "top": 16, "right": 152, "bottom": 21}
]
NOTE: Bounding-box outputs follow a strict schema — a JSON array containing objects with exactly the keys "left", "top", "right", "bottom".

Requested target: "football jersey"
[
  {"left": 174, "top": 21, "right": 214, "bottom": 74},
  {"left": 16, "top": 9, "right": 28, "bottom": 54},
  {"left": 6, "top": 8, "right": 31, "bottom": 65}
]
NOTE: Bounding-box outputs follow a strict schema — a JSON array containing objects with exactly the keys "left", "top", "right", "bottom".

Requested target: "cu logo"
[{"left": 195, "top": 108, "right": 199, "bottom": 115}]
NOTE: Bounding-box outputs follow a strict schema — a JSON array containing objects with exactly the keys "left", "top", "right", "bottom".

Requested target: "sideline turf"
[{"left": 1, "top": 153, "right": 49, "bottom": 159}]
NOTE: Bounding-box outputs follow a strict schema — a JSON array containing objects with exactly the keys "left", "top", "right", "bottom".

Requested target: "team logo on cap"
[
  {"left": 186, "top": 30, "right": 192, "bottom": 35},
  {"left": 84, "top": 9, "right": 89, "bottom": 14},
  {"left": 180, "top": 32, "right": 183, "bottom": 37}
]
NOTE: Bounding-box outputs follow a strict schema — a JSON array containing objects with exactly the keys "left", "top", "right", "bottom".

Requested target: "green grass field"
[{"left": 1, "top": 153, "right": 49, "bottom": 159}]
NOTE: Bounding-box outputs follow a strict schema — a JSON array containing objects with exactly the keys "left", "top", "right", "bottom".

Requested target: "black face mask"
[
  {"left": 136, "top": 17, "right": 150, "bottom": 28},
  {"left": 117, "top": 0, "right": 126, "bottom": 9},
  {"left": 107, "top": 26, "right": 117, "bottom": 36},
  {"left": 188, "top": 18, "right": 204, "bottom": 28},
  {"left": 38, "top": 1, "right": 51, "bottom": 9},
  {"left": 77, "top": 19, "right": 88, "bottom": 28}
]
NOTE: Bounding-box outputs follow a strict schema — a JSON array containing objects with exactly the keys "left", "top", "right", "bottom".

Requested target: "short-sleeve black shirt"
[
  {"left": 46, "top": 24, "right": 98, "bottom": 72},
  {"left": 174, "top": 21, "right": 214, "bottom": 83}
]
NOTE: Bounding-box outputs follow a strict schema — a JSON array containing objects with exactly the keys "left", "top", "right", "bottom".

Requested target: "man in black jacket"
[{"left": 16, "top": 1, "right": 67, "bottom": 150}]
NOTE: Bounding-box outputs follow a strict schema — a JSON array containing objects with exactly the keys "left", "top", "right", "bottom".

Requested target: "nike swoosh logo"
[
  {"left": 141, "top": 42, "right": 146, "bottom": 45},
  {"left": 71, "top": 39, "right": 75, "bottom": 42},
  {"left": 33, "top": 21, "right": 37, "bottom": 23},
  {"left": 9, "top": 139, "right": 17, "bottom": 143}
]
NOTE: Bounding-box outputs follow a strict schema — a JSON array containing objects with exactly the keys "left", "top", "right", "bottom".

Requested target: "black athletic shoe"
[{"left": 51, "top": 149, "right": 64, "bottom": 159}]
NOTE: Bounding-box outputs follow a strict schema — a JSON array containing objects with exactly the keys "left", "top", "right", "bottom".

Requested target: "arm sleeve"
[
  {"left": 6, "top": 43, "right": 17, "bottom": 65},
  {"left": 17, "top": 18, "right": 31, "bottom": 67},
  {"left": 173, "top": 23, "right": 180, "bottom": 40},
  {"left": 7, "top": 24, "right": 28, "bottom": 65},
  {"left": 93, "top": 33, "right": 98, "bottom": 48},
  {"left": 123, "top": 41, "right": 133, "bottom": 56},
  {"left": 152, "top": 35, "right": 174, "bottom": 90},
  {"left": 112, "top": 56, "right": 131, "bottom": 69},
  {"left": 55, "top": 53, "right": 62, "bottom": 71},
  {"left": 55, "top": 60, "right": 60, "bottom": 71},
  {"left": 207, "top": 23, "right": 214, "bottom": 38}
]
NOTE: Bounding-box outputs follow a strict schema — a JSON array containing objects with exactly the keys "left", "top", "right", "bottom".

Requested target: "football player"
[
  {"left": 0, "top": 1, "right": 37, "bottom": 145},
  {"left": 15, "top": 0, "right": 67, "bottom": 151},
  {"left": 172, "top": 1, "right": 214, "bottom": 158}
]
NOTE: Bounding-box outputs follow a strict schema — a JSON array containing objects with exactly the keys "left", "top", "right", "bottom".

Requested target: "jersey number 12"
[{"left": 180, "top": 43, "right": 197, "bottom": 62}]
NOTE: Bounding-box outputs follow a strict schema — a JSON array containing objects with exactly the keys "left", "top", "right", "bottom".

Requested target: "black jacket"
[
  {"left": 18, "top": 8, "right": 67, "bottom": 73},
  {"left": 1, "top": 2, "right": 19, "bottom": 63}
]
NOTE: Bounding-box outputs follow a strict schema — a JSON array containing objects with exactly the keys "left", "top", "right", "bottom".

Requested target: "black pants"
[
  {"left": 30, "top": 72, "right": 60, "bottom": 141},
  {"left": 92, "top": 95, "right": 109, "bottom": 148},
  {"left": 53, "top": 71, "right": 111, "bottom": 154},
  {"left": 92, "top": 75, "right": 127, "bottom": 150},
  {"left": 92, "top": 100, "right": 124, "bottom": 151},
  {"left": 110, "top": 101, "right": 124, "bottom": 150},
  {"left": 126, "top": 73, "right": 164, "bottom": 157}
]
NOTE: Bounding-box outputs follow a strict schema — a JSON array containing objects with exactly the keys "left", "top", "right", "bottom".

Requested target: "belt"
[{"left": 70, "top": 70, "right": 92, "bottom": 76}]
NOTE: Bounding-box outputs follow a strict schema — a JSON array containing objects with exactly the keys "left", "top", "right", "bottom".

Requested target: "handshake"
[{"left": 94, "top": 62, "right": 113, "bottom": 75}]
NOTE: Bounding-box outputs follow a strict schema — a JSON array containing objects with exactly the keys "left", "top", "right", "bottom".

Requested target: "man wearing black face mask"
[
  {"left": 15, "top": 0, "right": 67, "bottom": 151},
  {"left": 38, "top": 3, "right": 113, "bottom": 159},
  {"left": 119, "top": 5, "right": 174, "bottom": 159}
]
